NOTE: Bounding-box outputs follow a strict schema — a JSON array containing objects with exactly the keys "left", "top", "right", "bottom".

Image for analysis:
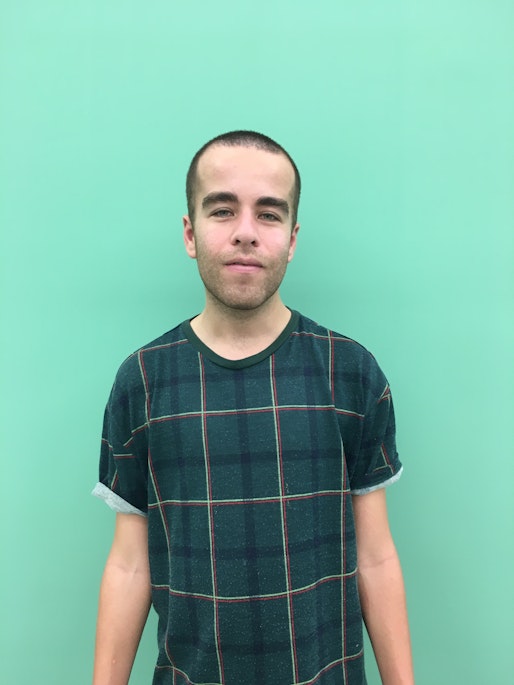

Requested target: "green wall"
[{"left": 1, "top": 1, "right": 512, "bottom": 683}]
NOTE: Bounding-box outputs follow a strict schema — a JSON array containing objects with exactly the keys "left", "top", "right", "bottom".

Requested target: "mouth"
[
  {"left": 226, "top": 258, "right": 263, "bottom": 267},
  {"left": 225, "top": 259, "right": 263, "bottom": 273}
]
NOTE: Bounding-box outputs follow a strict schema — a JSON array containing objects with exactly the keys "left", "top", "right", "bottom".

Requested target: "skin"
[
  {"left": 93, "top": 143, "right": 414, "bottom": 684},
  {"left": 183, "top": 144, "right": 300, "bottom": 359},
  {"left": 353, "top": 489, "right": 415, "bottom": 684},
  {"left": 92, "top": 514, "right": 151, "bottom": 685}
]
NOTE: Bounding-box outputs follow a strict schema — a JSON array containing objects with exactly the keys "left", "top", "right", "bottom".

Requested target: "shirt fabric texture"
[{"left": 94, "top": 310, "right": 402, "bottom": 685}]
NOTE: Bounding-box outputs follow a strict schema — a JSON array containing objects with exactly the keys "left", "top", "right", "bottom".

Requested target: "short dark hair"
[{"left": 186, "top": 130, "right": 301, "bottom": 225}]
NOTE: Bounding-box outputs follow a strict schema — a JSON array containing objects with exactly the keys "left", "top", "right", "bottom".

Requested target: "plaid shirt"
[{"left": 95, "top": 311, "right": 402, "bottom": 684}]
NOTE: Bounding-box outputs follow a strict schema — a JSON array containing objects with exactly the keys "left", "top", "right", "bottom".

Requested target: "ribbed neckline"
[{"left": 181, "top": 310, "right": 299, "bottom": 369}]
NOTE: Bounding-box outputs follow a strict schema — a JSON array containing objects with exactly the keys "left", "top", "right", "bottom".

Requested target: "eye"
[
  {"left": 211, "top": 209, "right": 233, "bottom": 218},
  {"left": 259, "top": 212, "right": 280, "bottom": 222}
]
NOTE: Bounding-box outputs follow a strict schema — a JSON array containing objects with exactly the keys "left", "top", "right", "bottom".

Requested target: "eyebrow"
[
  {"left": 256, "top": 196, "right": 290, "bottom": 216},
  {"left": 202, "top": 192, "right": 238, "bottom": 209},
  {"left": 201, "top": 192, "right": 289, "bottom": 216}
]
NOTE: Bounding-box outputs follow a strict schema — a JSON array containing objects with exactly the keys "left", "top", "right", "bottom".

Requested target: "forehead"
[{"left": 195, "top": 144, "right": 295, "bottom": 201}]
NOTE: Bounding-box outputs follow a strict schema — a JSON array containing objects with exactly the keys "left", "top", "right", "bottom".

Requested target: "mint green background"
[{"left": 1, "top": 2, "right": 513, "bottom": 683}]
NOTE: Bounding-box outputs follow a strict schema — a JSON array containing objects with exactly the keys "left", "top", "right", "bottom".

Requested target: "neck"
[{"left": 190, "top": 296, "right": 291, "bottom": 360}]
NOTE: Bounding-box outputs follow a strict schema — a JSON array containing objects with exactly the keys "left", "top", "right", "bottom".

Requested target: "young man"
[{"left": 92, "top": 131, "right": 414, "bottom": 685}]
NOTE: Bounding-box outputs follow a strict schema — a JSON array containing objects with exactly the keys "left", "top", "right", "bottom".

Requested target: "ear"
[
  {"left": 287, "top": 223, "right": 300, "bottom": 262},
  {"left": 183, "top": 215, "right": 197, "bottom": 259}
]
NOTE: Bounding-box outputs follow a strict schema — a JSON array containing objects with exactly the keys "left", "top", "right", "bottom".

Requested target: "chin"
[
  {"left": 220, "top": 298, "right": 269, "bottom": 312},
  {"left": 208, "top": 288, "right": 278, "bottom": 313}
]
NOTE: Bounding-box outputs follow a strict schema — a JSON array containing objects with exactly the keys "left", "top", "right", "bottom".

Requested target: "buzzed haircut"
[{"left": 186, "top": 130, "right": 301, "bottom": 225}]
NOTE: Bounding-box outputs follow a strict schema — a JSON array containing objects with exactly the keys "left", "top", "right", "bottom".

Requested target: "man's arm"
[
  {"left": 352, "top": 488, "right": 414, "bottom": 685},
  {"left": 93, "top": 513, "right": 152, "bottom": 685}
]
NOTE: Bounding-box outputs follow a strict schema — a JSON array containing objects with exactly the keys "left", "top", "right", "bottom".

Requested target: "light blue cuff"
[
  {"left": 350, "top": 465, "right": 403, "bottom": 496},
  {"left": 91, "top": 482, "right": 147, "bottom": 517}
]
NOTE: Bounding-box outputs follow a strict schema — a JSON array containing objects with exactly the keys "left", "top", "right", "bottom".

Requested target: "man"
[{"left": 92, "top": 131, "right": 414, "bottom": 685}]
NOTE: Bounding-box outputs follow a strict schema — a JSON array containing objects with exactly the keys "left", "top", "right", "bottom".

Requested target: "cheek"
[
  {"left": 194, "top": 236, "right": 224, "bottom": 267},
  {"left": 268, "top": 230, "right": 292, "bottom": 249},
  {"left": 196, "top": 230, "right": 224, "bottom": 250}
]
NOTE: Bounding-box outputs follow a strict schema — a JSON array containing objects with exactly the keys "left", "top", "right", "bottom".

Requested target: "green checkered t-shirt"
[{"left": 94, "top": 310, "right": 402, "bottom": 685}]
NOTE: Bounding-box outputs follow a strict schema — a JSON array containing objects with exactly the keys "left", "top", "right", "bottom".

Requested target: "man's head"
[
  {"left": 182, "top": 132, "right": 300, "bottom": 314},
  {"left": 186, "top": 130, "right": 301, "bottom": 227}
]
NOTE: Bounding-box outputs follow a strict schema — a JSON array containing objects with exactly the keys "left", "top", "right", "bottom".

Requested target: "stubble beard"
[{"left": 196, "top": 252, "right": 289, "bottom": 314}]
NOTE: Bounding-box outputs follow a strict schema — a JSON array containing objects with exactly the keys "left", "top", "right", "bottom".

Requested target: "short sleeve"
[
  {"left": 94, "top": 352, "right": 149, "bottom": 514},
  {"left": 342, "top": 350, "right": 403, "bottom": 494}
]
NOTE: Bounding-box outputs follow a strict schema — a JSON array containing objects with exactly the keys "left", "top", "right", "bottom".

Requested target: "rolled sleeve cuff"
[
  {"left": 91, "top": 482, "right": 147, "bottom": 517},
  {"left": 350, "top": 465, "right": 403, "bottom": 496}
]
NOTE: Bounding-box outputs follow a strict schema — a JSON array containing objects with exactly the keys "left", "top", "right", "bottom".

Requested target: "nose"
[{"left": 230, "top": 210, "right": 260, "bottom": 246}]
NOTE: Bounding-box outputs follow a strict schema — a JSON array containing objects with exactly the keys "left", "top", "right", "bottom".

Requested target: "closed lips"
[{"left": 226, "top": 259, "right": 263, "bottom": 267}]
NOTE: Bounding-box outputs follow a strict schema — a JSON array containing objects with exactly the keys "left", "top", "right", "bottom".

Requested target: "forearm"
[
  {"left": 358, "top": 550, "right": 414, "bottom": 685},
  {"left": 93, "top": 558, "right": 152, "bottom": 685}
]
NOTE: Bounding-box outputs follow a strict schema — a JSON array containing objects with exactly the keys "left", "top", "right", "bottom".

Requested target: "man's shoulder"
[
  {"left": 111, "top": 319, "right": 190, "bottom": 385},
  {"left": 293, "top": 311, "right": 374, "bottom": 361},
  {"left": 134, "top": 320, "right": 188, "bottom": 354},
  {"left": 293, "top": 312, "right": 391, "bottom": 401}
]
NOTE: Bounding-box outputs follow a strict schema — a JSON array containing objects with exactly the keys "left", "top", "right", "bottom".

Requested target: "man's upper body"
[{"left": 92, "top": 132, "right": 414, "bottom": 685}]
